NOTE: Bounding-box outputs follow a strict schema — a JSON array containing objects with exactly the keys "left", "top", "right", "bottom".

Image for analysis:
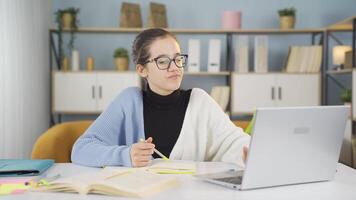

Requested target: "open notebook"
[{"left": 32, "top": 167, "right": 179, "bottom": 198}]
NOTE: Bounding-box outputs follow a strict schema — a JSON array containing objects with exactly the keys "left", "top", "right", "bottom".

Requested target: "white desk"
[{"left": 2, "top": 162, "right": 356, "bottom": 200}]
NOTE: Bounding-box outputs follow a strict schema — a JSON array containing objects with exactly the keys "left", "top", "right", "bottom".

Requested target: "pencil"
[{"left": 139, "top": 138, "right": 169, "bottom": 161}]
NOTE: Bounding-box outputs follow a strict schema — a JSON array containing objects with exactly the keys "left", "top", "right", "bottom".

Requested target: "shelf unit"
[
  {"left": 49, "top": 27, "right": 325, "bottom": 123},
  {"left": 324, "top": 16, "right": 356, "bottom": 112},
  {"left": 324, "top": 16, "right": 356, "bottom": 168}
]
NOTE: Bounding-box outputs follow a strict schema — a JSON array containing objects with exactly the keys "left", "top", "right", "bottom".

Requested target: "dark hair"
[{"left": 132, "top": 28, "right": 178, "bottom": 65}]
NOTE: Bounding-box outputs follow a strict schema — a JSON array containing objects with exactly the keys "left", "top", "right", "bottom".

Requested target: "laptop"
[{"left": 196, "top": 106, "right": 348, "bottom": 190}]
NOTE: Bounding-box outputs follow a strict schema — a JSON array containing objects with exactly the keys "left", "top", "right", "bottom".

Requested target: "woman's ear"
[{"left": 136, "top": 64, "right": 148, "bottom": 78}]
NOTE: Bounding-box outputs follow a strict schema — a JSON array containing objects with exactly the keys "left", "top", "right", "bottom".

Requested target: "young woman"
[{"left": 71, "top": 28, "right": 250, "bottom": 168}]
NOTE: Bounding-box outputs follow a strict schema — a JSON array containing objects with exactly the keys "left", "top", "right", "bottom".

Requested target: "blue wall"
[{"left": 52, "top": 0, "right": 356, "bottom": 121}]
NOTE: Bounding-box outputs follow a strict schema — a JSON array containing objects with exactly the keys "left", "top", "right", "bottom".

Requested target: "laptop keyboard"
[{"left": 214, "top": 176, "right": 243, "bottom": 184}]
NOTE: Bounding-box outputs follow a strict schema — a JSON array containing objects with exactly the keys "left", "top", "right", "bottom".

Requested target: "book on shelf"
[
  {"left": 285, "top": 45, "right": 322, "bottom": 73},
  {"left": 208, "top": 39, "right": 221, "bottom": 72},
  {"left": 147, "top": 2, "right": 168, "bottom": 28},
  {"left": 234, "top": 35, "right": 249, "bottom": 73},
  {"left": 210, "top": 86, "right": 230, "bottom": 112},
  {"left": 188, "top": 39, "right": 201, "bottom": 72},
  {"left": 119, "top": 2, "right": 143, "bottom": 28},
  {"left": 32, "top": 166, "right": 180, "bottom": 198},
  {"left": 254, "top": 35, "right": 268, "bottom": 73}
]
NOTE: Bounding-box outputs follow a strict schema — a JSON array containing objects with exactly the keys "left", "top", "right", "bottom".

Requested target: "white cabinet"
[
  {"left": 53, "top": 71, "right": 140, "bottom": 113},
  {"left": 231, "top": 73, "right": 321, "bottom": 114}
]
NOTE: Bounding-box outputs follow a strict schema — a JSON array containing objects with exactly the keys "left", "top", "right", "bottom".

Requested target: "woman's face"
[{"left": 137, "top": 36, "right": 184, "bottom": 96}]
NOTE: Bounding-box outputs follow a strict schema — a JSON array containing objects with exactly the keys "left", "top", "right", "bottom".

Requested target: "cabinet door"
[
  {"left": 97, "top": 72, "right": 141, "bottom": 111},
  {"left": 231, "top": 73, "right": 276, "bottom": 114},
  {"left": 53, "top": 72, "right": 97, "bottom": 113},
  {"left": 275, "top": 74, "right": 320, "bottom": 107}
]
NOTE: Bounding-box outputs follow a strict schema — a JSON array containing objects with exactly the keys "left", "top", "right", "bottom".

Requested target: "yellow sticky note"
[{"left": 0, "top": 183, "right": 29, "bottom": 195}]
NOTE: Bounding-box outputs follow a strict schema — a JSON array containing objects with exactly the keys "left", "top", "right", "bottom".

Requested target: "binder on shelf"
[
  {"left": 188, "top": 39, "right": 201, "bottom": 72},
  {"left": 208, "top": 39, "right": 221, "bottom": 72},
  {"left": 234, "top": 35, "right": 249, "bottom": 73},
  {"left": 254, "top": 35, "right": 268, "bottom": 73}
]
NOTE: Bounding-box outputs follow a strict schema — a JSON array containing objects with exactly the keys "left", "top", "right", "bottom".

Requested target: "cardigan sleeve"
[
  {"left": 199, "top": 89, "right": 251, "bottom": 167},
  {"left": 71, "top": 89, "right": 137, "bottom": 167}
]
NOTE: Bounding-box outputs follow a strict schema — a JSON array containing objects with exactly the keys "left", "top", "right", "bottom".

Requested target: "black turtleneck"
[{"left": 143, "top": 85, "right": 192, "bottom": 158}]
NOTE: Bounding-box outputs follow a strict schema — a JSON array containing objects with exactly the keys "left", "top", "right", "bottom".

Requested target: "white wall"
[{"left": 0, "top": 0, "right": 51, "bottom": 158}]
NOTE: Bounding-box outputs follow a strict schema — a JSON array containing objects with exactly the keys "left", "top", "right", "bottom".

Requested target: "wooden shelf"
[
  {"left": 327, "top": 16, "right": 356, "bottom": 31},
  {"left": 184, "top": 71, "right": 230, "bottom": 76},
  {"left": 326, "top": 69, "right": 353, "bottom": 75},
  {"left": 232, "top": 72, "right": 320, "bottom": 75},
  {"left": 49, "top": 27, "right": 324, "bottom": 34},
  {"left": 53, "top": 70, "right": 137, "bottom": 74}
]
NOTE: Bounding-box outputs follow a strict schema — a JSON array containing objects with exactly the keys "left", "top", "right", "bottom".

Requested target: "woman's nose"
[{"left": 167, "top": 60, "right": 179, "bottom": 72}]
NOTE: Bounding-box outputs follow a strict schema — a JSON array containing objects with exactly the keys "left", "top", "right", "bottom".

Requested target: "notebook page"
[
  {"left": 91, "top": 169, "right": 179, "bottom": 197},
  {"left": 147, "top": 160, "right": 197, "bottom": 174}
]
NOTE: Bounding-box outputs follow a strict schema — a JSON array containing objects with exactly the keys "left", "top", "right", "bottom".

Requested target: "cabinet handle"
[
  {"left": 92, "top": 86, "right": 95, "bottom": 99},
  {"left": 271, "top": 87, "right": 275, "bottom": 100},
  {"left": 278, "top": 87, "right": 282, "bottom": 100},
  {"left": 99, "top": 86, "right": 102, "bottom": 99}
]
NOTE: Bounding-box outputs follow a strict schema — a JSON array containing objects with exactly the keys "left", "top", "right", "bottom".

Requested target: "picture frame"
[{"left": 120, "top": 2, "right": 143, "bottom": 28}]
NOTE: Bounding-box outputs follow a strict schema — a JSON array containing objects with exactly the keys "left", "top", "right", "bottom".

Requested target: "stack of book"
[{"left": 285, "top": 45, "right": 322, "bottom": 73}]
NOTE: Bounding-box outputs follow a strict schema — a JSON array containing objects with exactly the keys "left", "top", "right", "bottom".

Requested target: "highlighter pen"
[{"left": 139, "top": 138, "right": 169, "bottom": 161}]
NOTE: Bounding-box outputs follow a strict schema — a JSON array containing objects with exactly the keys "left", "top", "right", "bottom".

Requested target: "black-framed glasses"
[{"left": 143, "top": 54, "right": 188, "bottom": 70}]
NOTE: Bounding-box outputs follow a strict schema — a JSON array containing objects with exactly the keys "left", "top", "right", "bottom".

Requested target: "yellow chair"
[{"left": 31, "top": 121, "right": 92, "bottom": 163}]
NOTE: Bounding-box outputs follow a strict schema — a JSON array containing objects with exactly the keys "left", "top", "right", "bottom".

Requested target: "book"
[
  {"left": 234, "top": 35, "right": 249, "bottom": 73},
  {"left": 32, "top": 167, "right": 180, "bottom": 198},
  {"left": 147, "top": 2, "right": 168, "bottom": 28},
  {"left": 188, "top": 39, "right": 201, "bottom": 72},
  {"left": 285, "top": 45, "right": 322, "bottom": 73},
  {"left": 0, "top": 159, "right": 54, "bottom": 177},
  {"left": 208, "top": 39, "right": 221, "bottom": 72},
  {"left": 119, "top": 2, "right": 142, "bottom": 28},
  {"left": 254, "top": 35, "right": 268, "bottom": 73}
]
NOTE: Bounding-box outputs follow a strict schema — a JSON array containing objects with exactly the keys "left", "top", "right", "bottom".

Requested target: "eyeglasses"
[{"left": 143, "top": 54, "right": 188, "bottom": 70}]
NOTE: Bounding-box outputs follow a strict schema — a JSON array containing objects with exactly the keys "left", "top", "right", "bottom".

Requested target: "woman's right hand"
[{"left": 130, "top": 137, "right": 155, "bottom": 167}]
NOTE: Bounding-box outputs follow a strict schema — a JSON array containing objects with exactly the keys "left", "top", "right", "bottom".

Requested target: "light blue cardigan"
[{"left": 71, "top": 87, "right": 145, "bottom": 167}]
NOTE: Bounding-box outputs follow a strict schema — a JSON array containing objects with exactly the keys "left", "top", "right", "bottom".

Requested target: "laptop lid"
[{"left": 241, "top": 106, "right": 348, "bottom": 190}]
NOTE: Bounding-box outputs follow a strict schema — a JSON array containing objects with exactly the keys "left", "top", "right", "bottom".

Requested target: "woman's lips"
[{"left": 167, "top": 74, "right": 180, "bottom": 79}]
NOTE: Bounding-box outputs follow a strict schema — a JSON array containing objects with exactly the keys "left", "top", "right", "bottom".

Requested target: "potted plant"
[
  {"left": 278, "top": 7, "right": 296, "bottom": 29},
  {"left": 341, "top": 88, "right": 352, "bottom": 104},
  {"left": 113, "top": 48, "right": 129, "bottom": 71},
  {"left": 55, "top": 7, "right": 80, "bottom": 69}
]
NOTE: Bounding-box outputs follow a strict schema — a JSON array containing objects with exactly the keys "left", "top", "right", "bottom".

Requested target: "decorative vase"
[
  {"left": 279, "top": 16, "right": 295, "bottom": 29},
  {"left": 61, "top": 12, "right": 73, "bottom": 29},
  {"left": 114, "top": 57, "right": 129, "bottom": 71},
  {"left": 71, "top": 50, "right": 80, "bottom": 71},
  {"left": 86, "top": 56, "right": 95, "bottom": 71},
  {"left": 62, "top": 56, "right": 69, "bottom": 71},
  {"left": 222, "top": 11, "right": 241, "bottom": 29}
]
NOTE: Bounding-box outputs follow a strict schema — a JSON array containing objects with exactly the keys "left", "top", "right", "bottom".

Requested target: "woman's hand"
[
  {"left": 130, "top": 137, "right": 155, "bottom": 167},
  {"left": 243, "top": 146, "right": 249, "bottom": 163}
]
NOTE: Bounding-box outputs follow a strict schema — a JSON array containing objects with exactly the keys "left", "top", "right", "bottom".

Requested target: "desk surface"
[{"left": 2, "top": 162, "right": 356, "bottom": 200}]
